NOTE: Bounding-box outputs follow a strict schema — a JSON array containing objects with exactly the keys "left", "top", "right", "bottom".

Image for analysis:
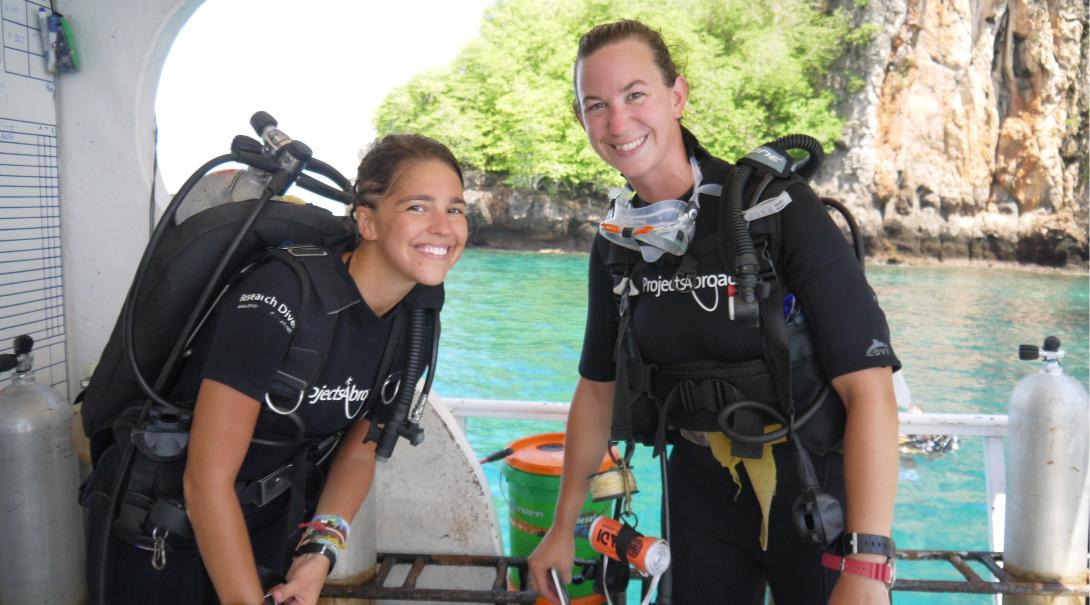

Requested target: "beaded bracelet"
[{"left": 295, "top": 514, "right": 349, "bottom": 575}]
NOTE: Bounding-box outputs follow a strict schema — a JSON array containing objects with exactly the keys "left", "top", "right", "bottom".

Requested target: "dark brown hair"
[
  {"left": 572, "top": 19, "right": 680, "bottom": 117},
  {"left": 353, "top": 134, "right": 463, "bottom": 209}
]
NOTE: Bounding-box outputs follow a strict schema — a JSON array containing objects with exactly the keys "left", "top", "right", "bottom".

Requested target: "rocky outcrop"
[
  {"left": 465, "top": 0, "right": 1088, "bottom": 267},
  {"left": 814, "top": 0, "right": 1088, "bottom": 267},
  {"left": 463, "top": 171, "right": 605, "bottom": 251}
]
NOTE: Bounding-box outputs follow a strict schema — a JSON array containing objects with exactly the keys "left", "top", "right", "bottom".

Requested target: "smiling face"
[
  {"left": 356, "top": 158, "right": 468, "bottom": 290},
  {"left": 575, "top": 37, "right": 689, "bottom": 194}
]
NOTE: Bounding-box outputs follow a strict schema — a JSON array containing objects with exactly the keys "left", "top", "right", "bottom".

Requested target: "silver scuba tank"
[
  {"left": 1003, "top": 336, "right": 1089, "bottom": 604},
  {"left": 0, "top": 335, "right": 85, "bottom": 604},
  {"left": 172, "top": 166, "right": 274, "bottom": 224}
]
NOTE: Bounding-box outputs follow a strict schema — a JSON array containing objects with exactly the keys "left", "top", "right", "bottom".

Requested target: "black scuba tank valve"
[
  {"left": 1019, "top": 335, "right": 1063, "bottom": 361},
  {"left": 13, "top": 333, "right": 33, "bottom": 355},
  {"left": 0, "top": 334, "right": 32, "bottom": 373},
  {"left": 251, "top": 110, "right": 292, "bottom": 154}
]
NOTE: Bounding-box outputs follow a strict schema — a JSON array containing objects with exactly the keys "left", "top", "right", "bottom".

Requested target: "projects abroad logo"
[
  {"left": 308, "top": 377, "right": 371, "bottom": 420},
  {"left": 641, "top": 272, "right": 735, "bottom": 312},
  {"left": 236, "top": 292, "right": 297, "bottom": 333}
]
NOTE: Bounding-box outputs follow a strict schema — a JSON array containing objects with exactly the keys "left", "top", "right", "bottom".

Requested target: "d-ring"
[
  {"left": 265, "top": 390, "right": 304, "bottom": 415},
  {"left": 381, "top": 375, "right": 401, "bottom": 405}
]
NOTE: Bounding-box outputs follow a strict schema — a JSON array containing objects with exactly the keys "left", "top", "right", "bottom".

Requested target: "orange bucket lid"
[{"left": 504, "top": 432, "right": 615, "bottom": 476}]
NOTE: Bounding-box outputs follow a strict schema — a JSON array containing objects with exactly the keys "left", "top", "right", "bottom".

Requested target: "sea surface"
[{"left": 433, "top": 248, "right": 1090, "bottom": 605}]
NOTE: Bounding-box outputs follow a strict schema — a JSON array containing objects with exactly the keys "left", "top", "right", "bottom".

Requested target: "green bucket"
[{"left": 502, "top": 433, "right": 613, "bottom": 600}]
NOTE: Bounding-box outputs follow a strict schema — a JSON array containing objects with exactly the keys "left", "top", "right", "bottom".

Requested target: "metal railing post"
[{"left": 984, "top": 435, "right": 1007, "bottom": 553}]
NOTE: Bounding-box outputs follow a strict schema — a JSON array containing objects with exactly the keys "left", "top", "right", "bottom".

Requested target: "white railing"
[{"left": 441, "top": 398, "right": 1010, "bottom": 551}]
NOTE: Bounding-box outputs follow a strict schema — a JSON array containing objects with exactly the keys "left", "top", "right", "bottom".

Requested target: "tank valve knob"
[
  {"left": 13, "top": 334, "right": 33, "bottom": 355},
  {"left": 1, "top": 335, "right": 35, "bottom": 374},
  {"left": 1018, "top": 345, "right": 1040, "bottom": 360},
  {"left": 1043, "top": 335, "right": 1061, "bottom": 352},
  {"left": 1018, "top": 336, "right": 1064, "bottom": 363}
]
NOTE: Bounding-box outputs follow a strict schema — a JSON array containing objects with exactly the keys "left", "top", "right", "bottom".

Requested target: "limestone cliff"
[
  {"left": 465, "top": 0, "right": 1088, "bottom": 267},
  {"left": 815, "top": 0, "right": 1088, "bottom": 266}
]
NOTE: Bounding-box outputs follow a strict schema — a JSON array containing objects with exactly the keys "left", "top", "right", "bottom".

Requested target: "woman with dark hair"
[
  {"left": 87, "top": 134, "right": 468, "bottom": 605},
  {"left": 528, "top": 20, "right": 900, "bottom": 605}
]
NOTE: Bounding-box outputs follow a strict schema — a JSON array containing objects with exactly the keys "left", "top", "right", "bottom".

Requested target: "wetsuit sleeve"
[
  {"left": 578, "top": 237, "right": 620, "bottom": 382},
  {"left": 197, "top": 260, "right": 304, "bottom": 403},
  {"left": 777, "top": 182, "right": 901, "bottom": 379}
]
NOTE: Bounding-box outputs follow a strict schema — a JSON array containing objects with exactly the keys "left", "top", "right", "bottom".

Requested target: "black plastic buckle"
[
  {"left": 254, "top": 463, "right": 293, "bottom": 506},
  {"left": 640, "top": 363, "right": 657, "bottom": 396},
  {"left": 678, "top": 381, "right": 696, "bottom": 414},
  {"left": 283, "top": 245, "right": 328, "bottom": 257}
]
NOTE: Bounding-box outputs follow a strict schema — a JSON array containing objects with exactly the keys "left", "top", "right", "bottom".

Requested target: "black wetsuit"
[
  {"left": 85, "top": 255, "right": 403, "bottom": 605},
  {"left": 579, "top": 152, "right": 899, "bottom": 604}
]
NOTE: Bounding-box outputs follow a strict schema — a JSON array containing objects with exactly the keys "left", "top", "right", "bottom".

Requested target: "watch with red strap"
[{"left": 821, "top": 532, "right": 897, "bottom": 589}]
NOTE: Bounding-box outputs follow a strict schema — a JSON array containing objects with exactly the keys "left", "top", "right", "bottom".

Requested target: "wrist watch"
[
  {"left": 296, "top": 541, "right": 338, "bottom": 575},
  {"left": 821, "top": 532, "right": 896, "bottom": 589}
]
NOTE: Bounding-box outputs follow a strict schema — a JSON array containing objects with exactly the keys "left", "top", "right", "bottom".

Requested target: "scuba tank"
[
  {"left": 1004, "top": 335, "right": 1089, "bottom": 603},
  {"left": 0, "top": 335, "right": 85, "bottom": 604}
]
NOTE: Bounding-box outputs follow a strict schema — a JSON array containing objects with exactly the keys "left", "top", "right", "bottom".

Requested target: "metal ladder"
[{"left": 319, "top": 550, "right": 1090, "bottom": 602}]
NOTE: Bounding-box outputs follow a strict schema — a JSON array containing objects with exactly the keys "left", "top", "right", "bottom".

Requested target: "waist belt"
[
  {"left": 651, "top": 366, "right": 830, "bottom": 459},
  {"left": 653, "top": 374, "right": 768, "bottom": 459}
]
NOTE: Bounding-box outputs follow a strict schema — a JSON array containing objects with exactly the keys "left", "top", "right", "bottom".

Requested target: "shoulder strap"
[
  {"left": 264, "top": 245, "right": 359, "bottom": 416},
  {"left": 363, "top": 308, "right": 407, "bottom": 410}
]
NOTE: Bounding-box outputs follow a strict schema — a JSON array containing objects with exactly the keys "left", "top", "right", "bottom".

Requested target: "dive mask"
[{"left": 599, "top": 157, "right": 721, "bottom": 262}]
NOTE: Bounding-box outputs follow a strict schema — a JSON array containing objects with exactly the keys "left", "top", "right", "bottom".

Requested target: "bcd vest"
[
  {"left": 601, "top": 156, "right": 846, "bottom": 459},
  {"left": 80, "top": 245, "right": 420, "bottom": 569}
]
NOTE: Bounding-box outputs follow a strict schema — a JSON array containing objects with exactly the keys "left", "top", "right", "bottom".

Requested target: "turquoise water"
[{"left": 434, "top": 249, "right": 1090, "bottom": 604}]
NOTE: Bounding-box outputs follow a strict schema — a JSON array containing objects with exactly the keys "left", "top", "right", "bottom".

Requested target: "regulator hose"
[
  {"left": 716, "top": 385, "right": 831, "bottom": 445},
  {"left": 725, "top": 162, "right": 761, "bottom": 324},
  {"left": 770, "top": 133, "right": 825, "bottom": 181},
  {"left": 820, "top": 197, "right": 865, "bottom": 269},
  {"left": 413, "top": 314, "right": 441, "bottom": 417},
  {"left": 726, "top": 134, "right": 826, "bottom": 326},
  {"left": 370, "top": 308, "right": 429, "bottom": 461}
]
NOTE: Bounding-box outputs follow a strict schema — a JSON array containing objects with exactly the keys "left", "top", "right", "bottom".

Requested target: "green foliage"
[
  {"left": 374, "top": 0, "right": 852, "bottom": 189},
  {"left": 844, "top": 22, "right": 879, "bottom": 48},
  {"left": 846, "top": 76, "right": 867, "bottom": 95}
]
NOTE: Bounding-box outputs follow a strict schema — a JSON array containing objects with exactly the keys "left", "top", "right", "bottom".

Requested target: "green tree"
[{"left": 374, "top": 0, "right": 857, "bottom": 190}]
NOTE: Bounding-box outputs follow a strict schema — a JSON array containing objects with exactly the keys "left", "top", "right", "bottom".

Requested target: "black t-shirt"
[
  {"left": 174, "top": 255, "right": 401, "bottom": 479},
  {"left": 579, "top": 154, "right": 900, "bottom": 383}
]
